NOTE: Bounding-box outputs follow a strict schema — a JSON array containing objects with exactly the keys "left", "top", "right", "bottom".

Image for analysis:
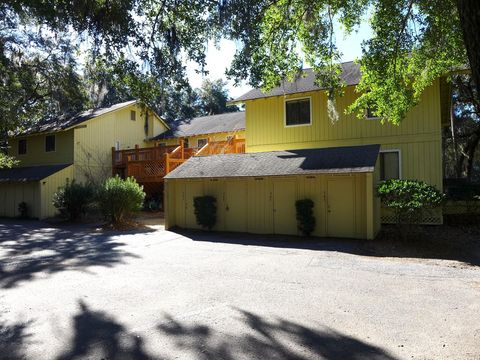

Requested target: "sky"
[{"left": 186, "top": 22, "right": 373, "bottom": 99}]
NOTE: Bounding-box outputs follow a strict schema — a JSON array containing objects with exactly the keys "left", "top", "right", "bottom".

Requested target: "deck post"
[
  {"left": 111, "top": 147, "right": 116, "bottom": 175},
  {"left": 180, "top": 139, "right": 184, "bottom": 160},
  {"left": 165, "top": 153, "right": 170, "bottom": 174},
  {"left": 135, "top": 144, "right": 139, "bottom": 161}
]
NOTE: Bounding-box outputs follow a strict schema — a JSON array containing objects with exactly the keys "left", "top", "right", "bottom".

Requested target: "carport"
[
  {"left": 0, "top": 164, "right": 73, "bottom": 219},
  {"left": 164, "top": 145, "right": 381, "bottom": 239}
]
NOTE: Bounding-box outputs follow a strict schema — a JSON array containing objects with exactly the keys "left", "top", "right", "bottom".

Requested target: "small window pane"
[
  {"left": 18, "top": 139, "right": 27, "bottom": 155},
  {"left": 286, "top": 99, "right": 311, "bottom": 126},
  {"left": 45, "top": 135, "right": 56, "bottom": 152},
  {"left": 130, "top": 110, "right": 136, "bottom": 121},
  {"left": 380, "top": 152, "right": 400, "bottom": 180},
  {"left": 197, "top": 138, "right": 208, "bottom": 148}
]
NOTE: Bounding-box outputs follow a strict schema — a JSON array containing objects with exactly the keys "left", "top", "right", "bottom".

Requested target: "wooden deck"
[{"left": 112, "top": 137, "right": 245, "bottom": 183}]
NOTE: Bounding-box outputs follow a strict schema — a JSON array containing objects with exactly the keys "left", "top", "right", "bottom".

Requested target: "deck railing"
[{"left": 112, "top": 137, "right": 245, "bottom": 182}]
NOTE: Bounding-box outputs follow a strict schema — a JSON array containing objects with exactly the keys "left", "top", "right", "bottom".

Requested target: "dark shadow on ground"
[
  {"left": 171, "top": 224, "right": 480, "bottom": 267},
  {"left": 0, "top": 315, "right": 32, "bottom": 360},
  {"left": 56, "top": 301, "right": 157, "bottom": 360},
  {"left": 157, "top": 308, "right": 397, "bottom": 360},
  {"left": 0, "top": 220, "right": 149, "bottom": 289}
]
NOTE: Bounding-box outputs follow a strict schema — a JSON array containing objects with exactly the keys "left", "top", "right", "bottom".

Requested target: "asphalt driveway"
[{"left": 0, "top": 220, "right": 479, "bottom": 360}]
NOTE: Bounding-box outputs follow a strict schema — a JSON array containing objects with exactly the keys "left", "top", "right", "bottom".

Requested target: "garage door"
[
  {"left": 273, "top": 179, "right": 297, "bottom": 235},
  {"left": 0, "top": 182, "right": 40, "bottom": 218},
  {"left": 326, "top": 176, "right": 355, "bottom": 238},
  {"left": 224, "top": 180, "right": 248, "bottom": 232}
]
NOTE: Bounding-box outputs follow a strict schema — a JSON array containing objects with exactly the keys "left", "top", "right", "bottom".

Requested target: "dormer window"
[
  {"left": 18, "top": 139, "right": 27, "bottom": 155},
  {"left": 45, "top": 135, "right": 56, "bottom": 152},
  {"left": 285, "top": 98, "right": 311, "bottom": 127}
]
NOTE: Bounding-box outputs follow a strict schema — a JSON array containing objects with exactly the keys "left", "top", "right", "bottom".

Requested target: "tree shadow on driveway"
[
  {"left": 170, "top": 226, "right": 480, "bottom": 267},
  {"left": 0, "top": 221, "right": 144, "bottom": 289},
  {"left": 0, "top": 314, "right": 33, "bottom": 360}
]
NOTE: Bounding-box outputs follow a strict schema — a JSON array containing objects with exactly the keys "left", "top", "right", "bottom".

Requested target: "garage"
[
  {"left": 165, "top": 145, "right": 381, "bottom": 239},
  {"left": 0, "top": 164, "right": 73, "bottom": 219}
]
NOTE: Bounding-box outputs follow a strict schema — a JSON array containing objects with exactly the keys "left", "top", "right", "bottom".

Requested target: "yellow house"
[
  {"left": 164, "top": 61, "right": 449, "bottom": 239},
  {"left": 1, "top": 100, "right": 169, "bottom": 219}
]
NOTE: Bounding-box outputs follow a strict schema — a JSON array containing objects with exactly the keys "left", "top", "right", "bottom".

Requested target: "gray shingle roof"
[
  {"left": 165, "top": 144, "right": 380, "bottom": 179},
  {"left": 14, "top": 100, "right": 137, "bottom": 137},
  {"left": 154, "top": 112, "right": 245, "bottom": 140},
  {"left": 0, "top": 164, "right": 72, "bottom": 182},
  {"left": 232, "top": 61, "right": 361, "bottom": 103}
]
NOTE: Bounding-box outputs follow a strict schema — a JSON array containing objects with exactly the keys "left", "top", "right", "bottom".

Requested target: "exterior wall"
[
  {"left": 8, "top": 130, "right": 74, "bottom": 167},
  {"left": 0, "top": 182, "right": 41, "bottom": 218},
  {"left": 73, "top": 104, "right": 168, "bottom": 183},
  {"left": 153, "top": 130, "right": 246, "bottom": 148},
  {"left": 39, "top": 165, "right": 74, "bottom": 219},
  {"left": 165, "top": 172, "right": 378, "bottom": 240},
  {"left": 244, "top": 80, "right": 443, "bottom": 191}
]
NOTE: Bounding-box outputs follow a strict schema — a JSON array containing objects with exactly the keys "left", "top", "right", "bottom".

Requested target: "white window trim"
[
  {"left": 45, "top": 134, "right": 56, "bottom": 153},
  {"left": 17, "top": 139, "right": 27, "bottom": 156},
  {"left": 379, "top": 149, "right": 402, "bottom": 180},
  {"left": 284, "top": 96, "right": 312, "bottom": 128},
  {"left": 197, "top": 138, "right": 208, "bottom": 148}
]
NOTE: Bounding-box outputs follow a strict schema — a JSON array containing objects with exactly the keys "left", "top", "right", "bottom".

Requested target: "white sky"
[{"left": 187, "top": 22, "right": 373, "bottom": 99}]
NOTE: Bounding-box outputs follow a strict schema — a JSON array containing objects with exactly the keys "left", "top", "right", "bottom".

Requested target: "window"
[
  {"left": 183, "top": 138, "right": 189, "bottom": 148},
  {"left": 45, "top": 135, "right": 56, "bottom": 152},
  {"left": 18, "top": 139, "right": 27, "bottom": 155},
  {"left": 379, "top": 150, "right": 400, "bottom": 180},
  {"left": 130, "top": 110, "right": 136, "bottom": 121},
  {"left": 365, "top": 106, "right": 381, "bottom": 120},
  {"left": 285, "top": 98, "right": 311, "bottom": 126},
  {"left": 226, "top": 135, "right": 234, "bottom": 141},
  {"left": 197, "top": 138, "right": 208, "bottom": 148}
]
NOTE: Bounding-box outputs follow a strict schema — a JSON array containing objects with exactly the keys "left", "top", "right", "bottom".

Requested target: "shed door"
[
  {"left": 185, "top": 180, "right": 204, "bottom": 229},
  {"left": 327, "top": 176, "right": 355, "bottom": 238},
  {"left": 224, "top": 180, "right": 248, "bottom": 232},
  {"left": 273, "top": 179, "right": 297, "bottom": 235}
]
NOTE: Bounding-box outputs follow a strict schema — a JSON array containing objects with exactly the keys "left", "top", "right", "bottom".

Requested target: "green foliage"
[
  {"left": 0, "top": 153, "right": 18, "bottom": 169},
  {"left": 17, "top": 201, "right": 29, "bottom": 219},
  {"left": 377, "top": 179, "right": 445, "bottom": 225},
  {"left": 97, "top": 176, "right": 145, "bottom": 225},
  {"left": 52, "top": 181, "right": 96, "bottom": 221},
  {"left": 295, "top": 199, "right": 316, "bottom": 236},
  {"left": 196, "top": 79, "right": 239, "bottom": 116},
  {"left": 193, "top": 196, "right": 217, "bottom": 230}
]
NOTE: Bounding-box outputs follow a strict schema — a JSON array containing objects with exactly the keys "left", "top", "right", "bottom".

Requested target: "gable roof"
[
  {"left": 154, "top": 112, "right": 245, "bottom": 140},
  {"left": 232, "top": 61, "right": 361, "bottom": 103},
  {"left": 12, "top": 100, "right": 169, "bottom": 138},
  {"left": 0, "top": 164, "right": 72, "bottom": 182},
  {"left": 165, "top": 144, "right": 380, "bottom": 179}
]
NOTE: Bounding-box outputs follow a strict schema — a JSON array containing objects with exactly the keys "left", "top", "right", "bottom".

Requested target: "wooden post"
[
  {"left": 180, "top": 139, "right": 184, "bottom": 160},
  {"left": 165, "top": 153, "right": 170, "bottom": 174},
  {"left": 111, "top": 147, "right": 116, "bottom": 176},
  {"left": 135, "top": 144, "right": 139, "bottom": 161}
]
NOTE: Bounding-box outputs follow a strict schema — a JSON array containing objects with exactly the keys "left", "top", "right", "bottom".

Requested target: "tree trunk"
[{"left": 457, "top": 0, "right": 480, "bottom": 97}]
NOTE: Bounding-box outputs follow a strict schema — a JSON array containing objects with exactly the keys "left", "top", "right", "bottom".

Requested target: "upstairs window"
[
  {"left": 45, "top": 135, "right": 56, "bottom": 152},
  {"left": 379, "top": 150, "right": 400, "bottom": 181},
  {"left": 130, "top": 110, "right": 136, "bottom": 121},
  {"left": 365, "top": 106, "right": 381, "bottom": 120},
  {"left": 285, "top": 98, "right": 311, "bottom": 126},
  {"left": 18, "top": 139, "right": 27, "bottom": 155}
]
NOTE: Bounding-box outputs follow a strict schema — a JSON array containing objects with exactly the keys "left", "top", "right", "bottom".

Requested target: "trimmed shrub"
[
  {"left": 18, "top": 201, "right": 29, "bottom": 219},
  {"left": 377, "top": 179, "right": 445, "bottom": 226},
  {"left": 97, "top": 176, "right": 146, "bottom": 225},
  {"left": 193, "top": 196, "right": 217, "bottom": 230},
  {"left": 53, "top": 181, "right": 95, "bottom": 221},
  {"left": 295, "top": 199, "right": 315, "bottom": 236}
]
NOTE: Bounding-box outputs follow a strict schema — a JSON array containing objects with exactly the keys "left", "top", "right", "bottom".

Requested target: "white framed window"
[
  {"left": 379, "top": 149, "right": 401, "bottom": 181},
  {"left": 130, "top": 110, "right": 136, "bottom": 121},
  {"left": 365, "top": 106, "right": 381, "bottom": 120},
  {"left": 18, "top": 139, "right": 27, "bottom": 155},
  {"left": 197, "top": 138, "right": 208, "bottom": 148},
  {"left": 45, "top": 135, "right": 56, "bottom": 152},
  {"left": 284, "top": 97, "right": 312, "bottom": 127}
]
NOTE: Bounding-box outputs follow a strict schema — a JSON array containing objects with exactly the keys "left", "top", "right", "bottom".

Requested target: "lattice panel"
[{"left": 381, "top": 208, "right": 443, "bottom": 225}]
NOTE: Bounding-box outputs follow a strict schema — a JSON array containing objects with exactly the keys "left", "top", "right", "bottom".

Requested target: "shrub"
[
  {"left": 18, "top": 201, "right": 29, "bottom": 219},
  {"left": 53, "top": 181, "right": 95, "bottom": 221},
  {"left": 377, "top": 179, "right": 445, "bottom": 226},
  {"left": 295, "top": 199, "right": 315, "bottom": 236},
  {"left": 97, "top": 176, "right": 146, "bottom": 225},
  {"left": 193, "top": 196, "right": 217, "bottom": 230}
]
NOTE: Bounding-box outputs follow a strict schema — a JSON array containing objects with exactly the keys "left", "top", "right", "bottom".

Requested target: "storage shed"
[
  {"left": 0, "top": 164, "right": 73, "bottom": 219},
  {"left": 164, "top": 145, "right": 381, "bottom": 239}
]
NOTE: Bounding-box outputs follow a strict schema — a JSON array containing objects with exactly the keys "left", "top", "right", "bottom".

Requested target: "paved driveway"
[{"left": 0, "top": 220, "right": 479, "bottom": 360}]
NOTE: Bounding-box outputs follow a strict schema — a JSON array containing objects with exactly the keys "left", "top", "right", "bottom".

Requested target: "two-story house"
[
  {"left": 0, "top": 100, "right": 169, "bottom": 219},
  {"left": 164, "top": 61, "right": 450, "bottom": 239}
]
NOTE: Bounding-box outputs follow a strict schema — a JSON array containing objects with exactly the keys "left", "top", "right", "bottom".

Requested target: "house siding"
[{"left": 153, "top": 130, "right": 246, "bottom": 148}]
